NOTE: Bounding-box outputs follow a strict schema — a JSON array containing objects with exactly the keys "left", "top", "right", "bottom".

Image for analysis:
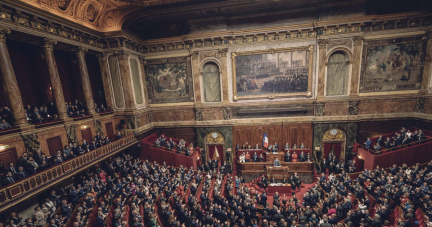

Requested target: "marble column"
[
  {"left": 75, "top": 47, "right": 95, "bottom": 114},
  {"left": 350, "top": 37, "right": 363, "bottom": 98},
  {"left": 96, "top": 53, "right": 115, "bottom": 110},
  {"left": 42, "top": 38, "right": 67, "bottom": 119},
  {"left": 0, "top": 28, "right": 29, "bottom": 126},
  {"left": 191, "top": 51, "right": 202, "bottom": 105},
  {"left": 420, "top": 30, "right": 432, "bottom": 94},
  {"left": 138, "top": 56, "right": 149, "bottom": 107},
  {"left": 317, "top": 39, "right": 329, "bottom": 100},
  {"left": 219, "top": 49, "right": 230, "bottom": 103},
  {"left": 116, "top": 50, "right": 135, "bottom": 109}
]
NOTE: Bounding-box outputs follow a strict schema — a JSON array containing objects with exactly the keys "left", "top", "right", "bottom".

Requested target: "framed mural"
[
  {"left": 145, "top": 56, "right": 193, "bottom": 104},
  {"left": 360, "top": 36, "right": 425, "bottom": 93},
  {"left": 231, "top": 46, "right": 314, "bottom": 101}
]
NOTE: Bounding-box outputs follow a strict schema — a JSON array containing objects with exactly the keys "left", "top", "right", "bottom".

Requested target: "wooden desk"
[
  {"left": 266, "top": 166, "right": 289, "bottom": 179},
  {"left": 237, "top": 161, "right": 315, "bottom": 183},
  {"left": 266, "top": 152, "right": 284, "bottom": 162}
]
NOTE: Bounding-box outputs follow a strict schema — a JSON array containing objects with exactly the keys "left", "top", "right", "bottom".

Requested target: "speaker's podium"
[
  {"left": 266, "top": 165, "right": 289, "bottom": 179},
  {"left": 266, "top": 152, "right": 284, "bottom": 162}
]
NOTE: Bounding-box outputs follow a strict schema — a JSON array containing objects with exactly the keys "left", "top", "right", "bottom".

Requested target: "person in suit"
[
  {"left": 299, "top": 151, "right": 306, "bottom": 162},
  {"left": 2, "top": 171, "right": 15, "bottom": 185},
  {"left": 376, "top": 135, "right": 384, "bottom": 146},
  {"left": 252, "top": 152, "right": 258, "bottom": 162},
  {"left": 401, "top": 134, "right": 411, "bottom": 145},
  {"left": 274, "top": 142, "right": 279, "bottom": 151},
  {"left": 284, "top": 151, "right": 290, "bottom": 162},
  {"left": 374, "top": 143, "right": 381, "bottom": 153},
  {"left": 258, "top": 154, "right": 264, "bottom": 162},
  {"left": 254, "top": 144, "right": 259, "bottom": 149},
  {"left": 273, "top": 158, "right": 281, "bottom": 167},
  {"left": 383, "top": 137, "right": 392, "bottom": 149},
  {"left": 364, "top": 137, "right": 372, "bottom": 149},
  {"left": 7, "top": 162, "right": 17, "bottom": 176},
  {"left": 418, "top": 130, "right": 425, "bottom": 141},
  {"left": 284, "top": 143, "right": 290, "bottom": 150},
  {"left": 15, "top": 166, "right": 27, "bottom": 180},
  {"left": 259, "top": 192, "right": 267, "bottom": 206},
  {"left": 321, "top": 158, "right": 328, "bottom": 174},
  {"left": 299, "top": 143, "right": 305, "bottom": 148}
]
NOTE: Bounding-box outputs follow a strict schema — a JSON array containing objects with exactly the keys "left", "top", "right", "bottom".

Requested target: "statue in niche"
[{"left": 87, "top": 4, "right": 97, "bottom": 23}]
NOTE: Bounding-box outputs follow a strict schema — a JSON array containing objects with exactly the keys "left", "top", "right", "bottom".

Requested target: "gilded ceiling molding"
[{"left": 0, "top": 27, "right": 11, "bottom": 43}]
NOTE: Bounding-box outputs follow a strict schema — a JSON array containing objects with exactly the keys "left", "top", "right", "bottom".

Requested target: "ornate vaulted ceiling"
[{"left": 5, "top": 0, "right": 432, "bottom": 39}]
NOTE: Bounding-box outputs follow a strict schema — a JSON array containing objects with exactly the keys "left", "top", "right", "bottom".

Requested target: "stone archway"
[
  {"left": 320, "top": 128, "right": 347, "bottom": 162},
  {"left": 204, "top": 131, "right": 226, "bottom": 164}
]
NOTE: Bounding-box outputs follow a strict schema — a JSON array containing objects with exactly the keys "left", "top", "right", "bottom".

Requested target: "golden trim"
[{"left": 231, "top": 46, "right": 314, "bottom": 101}]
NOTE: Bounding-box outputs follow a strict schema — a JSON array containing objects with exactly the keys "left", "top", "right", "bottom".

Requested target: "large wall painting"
[
  {"left": 145, "top": 56, "right": 193, "bottom": 104},
  {"left": 232, "top": 46, "right": 314, "bottom": 100},
  {"left": 360, "top": 36, "right": 425, "bottom": 93}
]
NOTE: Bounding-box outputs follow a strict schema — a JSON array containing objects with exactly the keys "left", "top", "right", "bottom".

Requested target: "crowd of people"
[
  {"left": 154, "top": 134, "right": 196, "bottom": 156},
  {"left": 1, "top": 148, "right": 432, "bottom": 227},
  {"left": 364, "top": 127, "right": 427, "bottom": 154},
  {"left": 0, "top": 132, "right": 122, "bottom": 188}
]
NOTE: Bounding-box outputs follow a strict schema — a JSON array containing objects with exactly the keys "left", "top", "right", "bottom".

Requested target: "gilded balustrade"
[{"left": 0, "top": 134, "right": 137, "bottom": 212}]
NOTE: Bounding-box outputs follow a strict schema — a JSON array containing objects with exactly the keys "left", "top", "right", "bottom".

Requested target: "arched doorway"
[
  {"left": 205, "top": 131, "right": 225, "bottom": 166},
  {"left": 321, "top": 128, "right": 347, "bottom": 162}
]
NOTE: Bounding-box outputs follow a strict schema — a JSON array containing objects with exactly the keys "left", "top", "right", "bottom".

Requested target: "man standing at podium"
[{"left": 274, "top": 158, "right": 281, "bottom": 167}]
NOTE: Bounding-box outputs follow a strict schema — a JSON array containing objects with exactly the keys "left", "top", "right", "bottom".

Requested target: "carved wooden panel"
[{"left": 233, "top": 123, "right": 313, "bottom": 157}]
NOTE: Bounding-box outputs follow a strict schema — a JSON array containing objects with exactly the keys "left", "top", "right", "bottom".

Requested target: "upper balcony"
[{"left": 0, "top": 133, "right": 137, "bottom": 213}]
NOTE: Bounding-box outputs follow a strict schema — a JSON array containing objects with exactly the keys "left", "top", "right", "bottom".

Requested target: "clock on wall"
[
  {"left": 211, "top": 132, "right": 219, "bottom": 138},
  {"left": 330, "top": 129, "right": 338, "bottom": 135}
]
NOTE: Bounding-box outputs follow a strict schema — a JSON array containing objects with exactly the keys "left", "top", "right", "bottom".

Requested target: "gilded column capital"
[
  {"left": 42, "top": 38, "right": 57, "bottom": 51},
  {"left": 115, "top": 50, "right": 129, "bottom": 60},
  {"left": 0, "top": 27, "right": 11, "bottom": 43},
  {"left": 138, "top": 55, "right": 147, "bottom": 65},
  {"left": 318, "top": 39, "right": 329, "bottom": 48},
  {"left": 96, "top": 53, "right": 110, "bottom": 62},
  {"left": 218, "top": 48, "right": 229, "bottom": 57},
  {"left": 231, "top": 52, "right": 237, "bottom": 59},
  {"left": 191, "top": 51, "right": 199, "bottom": 61},
  {"left": 352, "top": 36, "right": 363, "bottom": 45},
  {"left": 74, "top": 46, "right": 88, "bottom": 57}
]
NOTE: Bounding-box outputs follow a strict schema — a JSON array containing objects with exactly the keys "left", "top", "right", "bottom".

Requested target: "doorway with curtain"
[
  {"left": 320, "top": 128, "right": 346, "bottom": 162},
  {"left": 323, "top": 143, "right": 342, "bottom": 161},
  {"left": 205, "top": 131, "right": 226, "bottom": 168}
]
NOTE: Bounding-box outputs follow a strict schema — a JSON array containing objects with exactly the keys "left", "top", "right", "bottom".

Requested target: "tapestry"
[
  {"left": 360, "top": 37, "right": 424, "bottom": 92},
  {"left": 145, "top": 57, "right": 193, "bottom": 104},
  {"left": 233, "top": 47, "right": 312, "bottom": 99}
]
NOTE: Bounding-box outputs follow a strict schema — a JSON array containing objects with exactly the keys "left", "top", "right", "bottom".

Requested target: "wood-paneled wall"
[{"left": 232, "top": 123, "right": 313, "bottom": 150}]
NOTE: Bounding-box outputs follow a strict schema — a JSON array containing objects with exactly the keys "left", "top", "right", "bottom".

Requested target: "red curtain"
[
  {"left": 323, "top": 143, "right": 341, "bottom": 161},
  {"left": 208, "top": 145, "right": 224, "bottom": 163}
]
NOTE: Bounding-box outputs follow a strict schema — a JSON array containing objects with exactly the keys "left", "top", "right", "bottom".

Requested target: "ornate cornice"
[{"left": 0, "top": 27, "right": 11, "bottom": 43}]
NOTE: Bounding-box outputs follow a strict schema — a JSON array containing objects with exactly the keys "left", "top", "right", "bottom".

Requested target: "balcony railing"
[{"left": 0, "top": 133, "right": 137, "bottom": 212}]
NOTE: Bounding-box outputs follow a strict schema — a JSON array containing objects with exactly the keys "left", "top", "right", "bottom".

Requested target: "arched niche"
[
  {"left": 325, "top": 48, "right": 352, "bottom": 97},
  {"left": 200, "top": 60, "right": 222, "bottom": 103}
]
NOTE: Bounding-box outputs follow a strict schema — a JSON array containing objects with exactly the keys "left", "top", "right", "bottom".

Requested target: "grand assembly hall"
[{"left": 0, "top": 0, "right": 432, "bottom": 226}]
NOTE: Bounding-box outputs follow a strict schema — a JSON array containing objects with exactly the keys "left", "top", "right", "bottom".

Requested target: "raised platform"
[{"left": 237, "top": 161, "right": 314, "bottom": 183}]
